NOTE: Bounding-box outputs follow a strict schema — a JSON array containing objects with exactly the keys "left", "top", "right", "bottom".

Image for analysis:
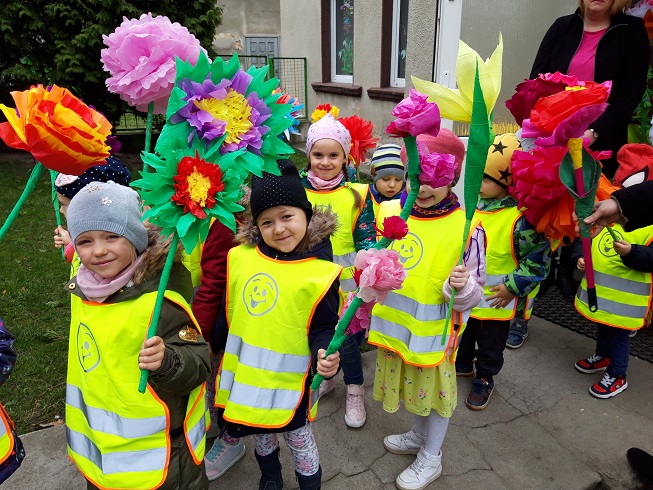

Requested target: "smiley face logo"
[
  {"left": 598, "top": 228, "right": 624, "bottom": 258},
  {"left": 243, "top": 273, "right": 279, "bottom": 316},
  {"left": 389, "top": 232, "right": 423, "bottom": 270},
  {"left": 77, "top": 323, "right": 100, "bottom": 373}
]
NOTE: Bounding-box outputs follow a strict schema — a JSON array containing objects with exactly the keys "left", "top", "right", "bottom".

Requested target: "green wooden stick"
[
  {"left": 605, "top": 224, "right": 619, "bottom": 241},
  {"left": 138, "top": 232, "right": 179, "bottom": 393},
  {"left": 0, "top": 162, "right": 45, "bottom": 241},
  {"left": 50, "top": 169, "right": 65, "bottom": 260}
]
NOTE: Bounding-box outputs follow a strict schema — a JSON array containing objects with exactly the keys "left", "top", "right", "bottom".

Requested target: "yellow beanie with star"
[{"left": 484, "top": 133, "right": 520, "bottom": 188}]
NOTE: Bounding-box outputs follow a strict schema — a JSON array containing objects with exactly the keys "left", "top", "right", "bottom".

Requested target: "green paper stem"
[
  {"left": 606, "top": 224, "right": 619, "bottom": 242},
  {"left": 142, "top": 101, "right": 155, "bottom": 173},
  {"left": 0, "top": 162, "right": 45, "bottom": 242},
  {"left": 310, "top": 135, "right": 422, "bottom": 391},
  {"left": 138, "top": 232, "right": 179, "bottom": 394},
  {"left": 50, "top": 169, "right": 65, "bottom": 260}
]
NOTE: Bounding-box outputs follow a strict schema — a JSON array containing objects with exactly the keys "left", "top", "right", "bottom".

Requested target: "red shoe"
[
  {"left": 590, "top": 374, "right": 628, "bottom": 399},
  {"left": 575, "top": 354, "right": 610, "bottom": 374}
]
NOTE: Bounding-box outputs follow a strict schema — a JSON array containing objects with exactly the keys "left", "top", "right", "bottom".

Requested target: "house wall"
[{"left": 213, "top": 0, "right": 281, "bottom": 54}]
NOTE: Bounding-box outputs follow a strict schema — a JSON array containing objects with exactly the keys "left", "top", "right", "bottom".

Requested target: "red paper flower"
[
  {"left": 386, "top": 89, "right": 441, "bottom": 138},
  {"left": 172, "top": 151, "right": 225, "bottom": 219},
  {"left": 374, "top": 215, "right": 409, "bottom": 240},
  {"left": 338, "top": 115, "right": 379, "bottom": 166}
]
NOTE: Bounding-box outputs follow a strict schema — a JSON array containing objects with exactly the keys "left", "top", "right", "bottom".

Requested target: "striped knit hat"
[{"left": 370, "top": 144, "right": 405, "bottom": 182}]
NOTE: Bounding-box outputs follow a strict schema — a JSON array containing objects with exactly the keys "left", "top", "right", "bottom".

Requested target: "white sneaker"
[
  {"left": 395, "top": 448, "right": 442, "bottom": 490},
  {"left": 384, "top": 429, "right": 426, "bottom": 455},
  {"left": 204, "top": 437, "right": 246, "bottom": 481},
  {"left": 345, "top": 384, "right": 366, "bottom": 428}
]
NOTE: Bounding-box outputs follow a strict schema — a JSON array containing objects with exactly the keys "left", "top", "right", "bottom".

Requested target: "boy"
[
  {"left": 369, "top": 144, "right": 405, "bottom": 214},
  {"left": 455, "top": 133, "right": 551, "bottom": 410}
]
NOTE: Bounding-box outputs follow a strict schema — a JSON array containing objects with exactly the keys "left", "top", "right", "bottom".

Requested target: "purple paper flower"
[
  {"left": 417, "top": 142, "right": 456, "bottom": 188},
  {"left": 170, "top": 70, "right": 272, "bottom": 154},
  {"left": 101, "top": 13, "right": 206, "bottom": 114},
  {"left": 386, "top": 89, "right": 441, "bottom": 138}
]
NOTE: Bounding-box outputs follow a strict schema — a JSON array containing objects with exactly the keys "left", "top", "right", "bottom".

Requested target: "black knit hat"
[{"left": 251, "top": 159, "right": 313, "bottom": 223}]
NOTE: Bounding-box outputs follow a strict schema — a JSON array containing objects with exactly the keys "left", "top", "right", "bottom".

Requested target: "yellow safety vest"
[
  {"left": 576, "top": 223, "right": 653, "bottom": 330},
  {"left": 182, "top": 238, "right": 203, "bottom": 288},
  {"left": 216, "top": 245, "right": 342, "bottom": 428},
  {"left": 306, "top": 183, "right": 368, "bottom": 292},
  {"left": 66, "top": 290, "right": 208, "bottom": 490},
  {"left": 369, "top": 201, "right": 472, "bottom": 367},
  {"left": 0, "top": 403, "right": 14, "bottom": 465}
]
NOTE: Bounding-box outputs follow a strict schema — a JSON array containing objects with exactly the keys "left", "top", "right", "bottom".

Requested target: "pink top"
[{"left": 567, "top": 28, "right": 608, "bottom": 82}]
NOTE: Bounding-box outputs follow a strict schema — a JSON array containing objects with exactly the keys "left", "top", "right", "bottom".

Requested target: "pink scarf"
[
  {"left": 307, "top": 170, "right": 344, "bottom": 190},
  {"left": 76, "top": 255, "right": 145, "bottom": 303}
]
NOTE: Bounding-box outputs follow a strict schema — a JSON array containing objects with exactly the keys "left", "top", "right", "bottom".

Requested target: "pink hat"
[
  {"left": 306, "top": 114, "right": 352, "bottom": 158},
  {"left": 399, "top": 129, "right": 466, "bottom": 185}
]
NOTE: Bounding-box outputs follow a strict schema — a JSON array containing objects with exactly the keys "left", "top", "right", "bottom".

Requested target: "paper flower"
[
  {"left": 338, "top": 115, "right": 379, "bottom": 166},
  {"left": 506, "top": 72, "right": 582, "bottom": 127},
  {"left": 628, "top": 0, "right": 653, "bottom": 18},
  {"left": 273, "top": 88, "right": 304, "bottom": 137},
  {"left": 311, "top": 103, "right": 339, "bottom": 123},
  {"left": 101, "top": 13, "right": 206, "bottom": 114},
  {"left": 417, "top": 142, "right": 456, "bottom": 188},
  {"left": 375, "top": 215, "right": 409, "bottom": 240},
  {"left": 412, "top": 34, "right": 503, "bottom": 123},
  {"left": 354, "top": 248, "right": 407, "bottom": 304},
  {"left": 157, "top": 52, "right": 295, "bottom": 177},
  {"left": 522, "top": 82, "right": 611, "bottom": 147},
  {"left": 385, "top": 89, "right": 441, "bottom": 138},
  {"left": 341, "top": 291, "right": 374, "bottom": 336},
  {"left": 132, "top": 137, "right": 246, "bottom": 252},
  {"left": 0, "top": 84, "right": 112, "bottom": 174}
]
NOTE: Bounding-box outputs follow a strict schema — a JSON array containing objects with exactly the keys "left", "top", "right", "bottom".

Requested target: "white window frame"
[
  {"left": 331, "top": 0, "right": 354, "bottom": 84},
  {"left": 390, "top": 0, "right": 407, "bottom": 88}
]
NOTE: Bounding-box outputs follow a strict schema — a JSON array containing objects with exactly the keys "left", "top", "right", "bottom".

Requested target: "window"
[
  {"left": 331, "top": 0, "right": 354, "bottom": 83},
  {"left": 390, "top": 0, "right": 408, "bottom": 88}
]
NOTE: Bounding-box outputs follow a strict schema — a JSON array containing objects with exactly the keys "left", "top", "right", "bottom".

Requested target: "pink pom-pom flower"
[
  {"left": 101, "top": 13, "right": 206, "bottom": 114},
  {"left": 341, "top": 292, "right": 375, "bottom": 336},
  {"left": 417, "top": 141, "right": 456, "bottom": 188},
  {"left": 354, "top": 248, "right": 407, "bottom": 304},
  {"left": 385, "top": 89, "right": 441, "bottom": 138}
]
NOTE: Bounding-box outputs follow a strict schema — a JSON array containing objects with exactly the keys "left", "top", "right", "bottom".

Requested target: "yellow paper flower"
[{"left": 412, "top": 33, "right": 503, "bottom": 123}]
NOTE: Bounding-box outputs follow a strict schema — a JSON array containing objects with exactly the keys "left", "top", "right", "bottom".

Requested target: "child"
[
  {"left": 53, "top": 156, "right": 131, "bottom": 273},
  {"left": 572, "top": 144, "right": 653, "bottom": 398},
  {"left": 455, "top": 133, "right": 550, "bottom": 411},
  {"left": 211, "top": 159, "right": 341, "bottom": 489},
  {"left": 302, "top": 113, "right": 376, "bottom": 428},
  {"left": 64, "top": 181, "right": 211, "bottom": 490},
  {"left": 369, "top": 143, "right": 406, "bottom": 214},
  {"left": 370, "top": 135, "right": 486, "bottom": 490}
]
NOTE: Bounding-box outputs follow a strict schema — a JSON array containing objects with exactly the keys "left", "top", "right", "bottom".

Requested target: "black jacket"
[
  {"left": 612, "top": 181, "right": 653, "bottom": 232},
  {"left": 530, "top": 10, "right": 649, "bottom": 178}
]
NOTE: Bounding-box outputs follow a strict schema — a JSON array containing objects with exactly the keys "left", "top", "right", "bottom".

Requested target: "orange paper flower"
[{"left": 0, "top": 85, "right": 112, "bottom": 175}]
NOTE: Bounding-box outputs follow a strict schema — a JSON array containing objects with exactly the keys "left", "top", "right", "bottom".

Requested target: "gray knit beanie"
[{"left": 67, "top": 181, "right": 148, "bottom": 254}]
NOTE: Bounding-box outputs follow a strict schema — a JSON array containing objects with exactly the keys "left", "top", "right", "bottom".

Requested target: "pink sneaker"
[{"left": 345, "top": 384, "right": 366, "bottom": 428}]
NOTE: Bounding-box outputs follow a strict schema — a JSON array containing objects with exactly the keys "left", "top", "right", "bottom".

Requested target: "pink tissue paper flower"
[
  {"left": 341, "top": 291, "right": 375, "bottom": 336},
  {"left": 417, "top": 141, "right": 456, "bottom": 188},
  {"left": 354, "top": 248, "right": 407, "bottom": 304},
  {"left": 101, "top": 13, "right": 206, "bottom": 114},
  {"left": 386, "top": 89, "right": 441, "bottom": 138}
]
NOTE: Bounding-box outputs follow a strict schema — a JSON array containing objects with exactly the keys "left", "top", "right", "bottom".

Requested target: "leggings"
[{"left": 254, "top": 424, "right": 319, "bottom": 476}]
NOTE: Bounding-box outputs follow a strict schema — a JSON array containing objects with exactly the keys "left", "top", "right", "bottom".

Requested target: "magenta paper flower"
[
  {"left": 354, "top": 248, "right": 407, "bottom": 304},
  {"left": 417, "top": 141, "right": 456, "bottom": 188},
  {"left": 386, "top": 89, "right": 441, "bottom": 138},
  {"left": 101, "top": 13, "right": 206, "bottom": 114},
  {"left": 341, "top": 291, "right": 375, "bottom": 336}
]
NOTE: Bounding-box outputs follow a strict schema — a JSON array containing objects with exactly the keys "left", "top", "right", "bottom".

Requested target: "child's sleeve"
[
  {"left": 620, "top": 242, "right": 653, "bottom": 273},
  {"left": 505, "top": 217, "right": 552, "bottom": 297},
  {"left": 149, "top": 300, "right": 211, "bottom": 395},
  {"left": 443, "top": 224, "right": 486, "bottom": 311},
  {"left": 308, "top": 279, "right": 341, "bottom": 363},
  {"left": 353, "top": 190, "right": 377, "bottom": 251}
]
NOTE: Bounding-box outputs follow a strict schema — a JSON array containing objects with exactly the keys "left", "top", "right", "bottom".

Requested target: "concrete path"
[{"left": 5, "top": 316, "right": 652, "bottom": 489}]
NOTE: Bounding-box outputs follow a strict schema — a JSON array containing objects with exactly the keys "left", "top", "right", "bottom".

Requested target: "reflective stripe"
[
  {"left": 221, "top": 378, "right": 301, "bottom": 411},
  {"left": 333, "top": 251, "right": 357, "bottom": 268},
  {"left": 340, "top": 277, "right": 357, "bottom": 292},
  {"left": 0, "top": 420, "right": 6, "bottom": 438},
  {"left": 372, "top": 317, "right": 450, "bottom": 354},
  {"left": 66, "top": 384, "right": 166, "bottom": 438},
  {"left": 594, "top": 270, "right": 651, "bottom": 296},
  {"left": 485, "top": 274, "right": 507, "bottom": 287},
  {"left": 219, "top": 369, "right": 235, "bottom": 392},
  {"left": 224, "top": 335, "right": 310, "bottom": 373},
  {"left": 384, "top": 291, "right": 447, "bottom": 321},
  {"left": 474, "top": 297, "right": 516, "bottom": 311},
  {"left": 67, "top": 426, "right": 166, "bottom": 474},
  {"left": 577, "top": 289, "right": 649, "bottom": 318},
  {"left": 187, "top": 406, "right": 207, "bottom": 454}
]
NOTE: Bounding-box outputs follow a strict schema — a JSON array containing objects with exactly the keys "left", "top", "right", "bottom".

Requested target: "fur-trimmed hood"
[{"left": 236, "top": 206, "right": 338, "bottom": 261}]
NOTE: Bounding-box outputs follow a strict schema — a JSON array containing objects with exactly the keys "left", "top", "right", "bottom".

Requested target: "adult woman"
[{"left": 530, "top": 0, "right": 649, "bottom": 178}]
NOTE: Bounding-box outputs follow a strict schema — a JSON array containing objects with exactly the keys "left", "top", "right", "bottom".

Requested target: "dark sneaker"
[
  {"left": 455, "top": 363, "right": 474, "bottom": 377},
  {"left": 627, "top": 447, "right": 653, "bottom": 484},
  {"left": 590, "top": 373, "right": 628, "bottom": 399},
  {"left": 506, "top": 322, "right": 528, "bottom": 349},
  {"left": 575, "top": 354, "right": 610, "bottom": 374},
  {"left": 465, "top": 378, "right": 494, "bottom": 410}
]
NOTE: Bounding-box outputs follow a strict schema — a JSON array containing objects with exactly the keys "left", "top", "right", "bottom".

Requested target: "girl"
[
  {"left": 64, "top": 182, "right": 211, "bottom": 490},
  {"left": 303, "top": 113, "right": 376, "bottom": 428},
  {"left": 369, "top": 134, "right": 486, "bottom": 490},
  {"left": 212, "top": 159, "right": 341, "bottom": 489}
]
